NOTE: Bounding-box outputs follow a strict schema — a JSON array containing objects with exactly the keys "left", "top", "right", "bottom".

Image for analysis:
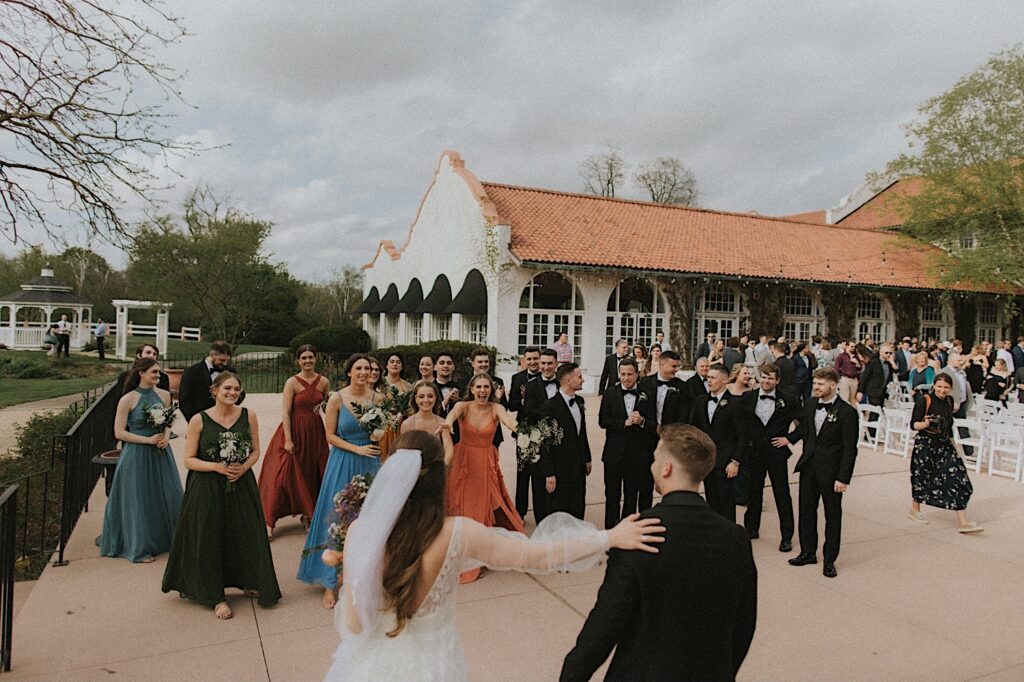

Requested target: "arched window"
[
  {"left": 518, "top": 272, "right": 584, "bottom": 362},
  {"left": 854, "top": 294, "right": 893, "bottom": 343},
  {"left": 919, "top": 294, "right": 954, "bottom": 342},
  {"left": 694, "top": 285, "right": 748, "bottom": 346},
  {"left": 976, "top": 300, "right": 1005, "bottom": 346},
  {"left": 605, "top": 278, "right": 668, "bottom": 354},
  {"left": 783, "top": 290, "right": 826, "bottom": 342}
]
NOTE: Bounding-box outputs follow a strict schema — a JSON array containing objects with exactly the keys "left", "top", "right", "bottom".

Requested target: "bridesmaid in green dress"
[
  {"left": 162, "top": 372, "right": 282, "bottom": 620},
  {"left": 100, "top": 358, "right": 182, "bottom": 562}
]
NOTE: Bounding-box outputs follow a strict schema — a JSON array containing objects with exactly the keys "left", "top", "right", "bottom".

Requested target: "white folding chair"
[
  {"left": 884, "top": 408, "right": 913, "bottom": 459},
  {"left": 987, "top": 422, "right": 1024, "bottom": 481},
  {"left": 952, "top": 418, "right": 986, "bottom": 474},
  {"left": 857, "top": 404, "right": 884, "bottom": 449},
  {"left": 976, "top": 398, "right": 1003, "bottom": 423}
]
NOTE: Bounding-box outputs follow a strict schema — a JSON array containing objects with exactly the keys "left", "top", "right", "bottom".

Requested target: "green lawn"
[
  {"left": 0, "top": 350, "right": 122, "bottom": 409},
  {"left": 152, "top": 338, "right": 285, "bottom": 358}
]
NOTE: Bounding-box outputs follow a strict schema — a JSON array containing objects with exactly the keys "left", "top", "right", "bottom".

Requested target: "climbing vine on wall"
[{"left": 660, "top": 277, "right": 695, "bottom": 366}]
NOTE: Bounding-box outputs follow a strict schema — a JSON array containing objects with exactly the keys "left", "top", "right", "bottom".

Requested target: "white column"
[
  {"left": 396, "top": 313, "right": 408, "bottom": 345},
  {"left": 155, "top": 308, "right": 170, "bottom": 355},
  {"left": 450, "top": 313, "right": 463, "bottom": 342},
  {"left": 421, "top": 313, "right": 433, "bottom": 341},
  {"left": 575, "top": 274, "right": 617, "bottom": 393},
  {"left": 115, "top": 305, "right": 129, "bottom": 360}
]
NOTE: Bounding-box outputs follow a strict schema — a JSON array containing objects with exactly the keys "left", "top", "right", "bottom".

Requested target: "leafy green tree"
[
  {"left": 297, "top": 266, "right": 364, "bottom": 327},
  {"left": 880, "top": 45, "right": 1024, "bottom": 290}
]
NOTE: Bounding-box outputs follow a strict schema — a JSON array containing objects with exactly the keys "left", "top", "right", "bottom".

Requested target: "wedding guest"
[
  {"left": 117, "top": 343, "right": 170, "bottom": 394},
  {"left": 638, "top": 350, "right": 688, "bottom": 430},
  {"left": 896, "top": 337, "right": 914, "bottom": 381},
  {"left": 599, "top": 358, "right": 656, "bottom": 529},
  {"left": 1014, "top": 359, "right": 1024, "bottom": 405},
  {"left": 258, "top": 345, "right": 330, "bottom": 539},
  {"left": 907, "top": 374, "right": 983, "bottom": 533},
  {"left": 561, "top": 425, "right": 756, "bottom": 682},
  {"left": 695, "top": 332, "right": 716, "bottom": 362},
  {"left": 785, "top": 367, "right": 858, "bottom": 578},
  {"left": 521, "top": 348, "right": 560, "bottom": 521},
  {"left": 742, "top": 363, "right": 796, "bottom": 549},
  {"left": 432, "top": 351, "right": 463, "bottom": 419},
  {"left": 655, "top": 331, "right": 670, "bottom": 351},
  {"left": 417, "top": 354, "right": 435, "bottom": 383},
  {"left": 44, "top": 324, "right": 58, "bottom": 358},
  {"left": 162, "top": 372, "right": 281, "bottom": 619},
  {"left": 726, "top": 363, "right": 752, "bottom": 397},
  {"left": 815, "top": 339, "right": 834, "bottom": 370},
  {"left": 398, "top": 380, "right": 453, "bottom": 463},
  {"left": 442, "top": 373, "right": 523, "bottom": 582},
  {"left": 708, "top": 338, "right": 726, "bottom": 366},
  {"left": 100, "top": 358, "right": 182, "bottom": 563},
  {"left": 984, "top": 359, "right": 1011, "bottom": 405},
  {"left": 94, "top": 318, "right": 107, "bottom": 359},
  {"left": 690, "top": 364, "right": 747, "bottom": 521},
  {"left": 927, "top": 345, "right": 944, "bottom": 373},
  {"left": 383, "top": 351, "right": 412, "bottom": 392},
  {"left": 1012, "top": 337, "right": 1024, "bottom": 375},
  {"left": 631, "top": 344, "right": 647, "bottom": 373},
  {"left": 834, "top": 340, "right": 861, "bottom": 405},
  {"left": 326, "top": 432, "right": 663, "bottom": 681},
  {"left": 792, "top": 343, "right": 813, "bottom": 403},
  {"left": 753, "top": 334, "right": 772, "bottom": 367},
  {"left": 645, "top": 343, "right": 662, "bottom": 376},
  {"left": 685, "top": 357, "right": 711, "bottom": 401},
  {"left": 770, "top": 341, "right": 795, "bottom": 391},
  {"left": 908, "top": 351, "right": 936, "bottom": 397},
  {"left": 367, "top": 357, "right": 385, "bottom": 391},
  {"left": 298, "top": 354, "right": 381, "bottom": 608},
  {"left": 723, "top": 337, "right": 744, "bottom": 371},
  {"left": 509, "top": 346, "right": 541, "bottom": 519},
  {"left": 54, "top": 313, "right": 71, "bottom": 357},
  {"left": 536, "top": 363, "right": 592, "bottom": 520},
  {"left": 599, "top": 338, "right": 630, "bottom": 395},
  {"left": 856, "top": 343, "right": 890, "bottom": 410},
  {"left": 552, "top": 332, "right": 574, "bottom": 364},
  {"left": 966, "top": 344, "right": 989, "bottom": 394},
  {"left": 946, "top": 354, "right": 975, "bottom": 457},
  {"left": 178, "top": 341, "right": 245, "bottom": 422},
  {"left": 996, "top": 339, "right": 1015, "bottom": 374}
]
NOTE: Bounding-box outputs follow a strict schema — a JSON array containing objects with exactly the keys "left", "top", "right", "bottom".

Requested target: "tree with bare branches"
[
  {"left": 634, "top": 157, "right": 699, "bottom": 206},
  {"left": 580, "top": 146, "right": 626, "bottom": 198},
  {"left": 0, "top": 0, "right": 194, "bottom": 243}
]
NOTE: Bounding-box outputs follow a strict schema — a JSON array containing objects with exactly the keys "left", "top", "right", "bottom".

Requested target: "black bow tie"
[
  {"left": 566, "top": 396, "right": 576, "bottom": 406},
  {"left": 208, "top": 366, "right": 219, "bottom": 376},
  {"left": 709, "top": 395, "right": 719, "bottom": 404},
  {"left": 623, "top": 388, "right": 638, "bottom": 396},
  {"left": 759, "top": 394, "right": 776, "bottom": 401},
  {"left": 543, "top": 378, "right": 557, "bottom": 386},
  {"left": 817, "top": 402, "right": 834, "bottom": 411},
  {"left": 657, "top": 379, "right": 672, "bottom": 386},
  {"left": 527, "top": 372, "right": 539, "bottom": 380}
]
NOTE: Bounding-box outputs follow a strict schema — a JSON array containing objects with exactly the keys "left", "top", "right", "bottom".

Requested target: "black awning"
[
  {"left": 416, "top": 275, "right": 452, "bottom": 314},
  {"left": 393, "top": 279, "right": 424, "bottom": 314},
  {"left": 370, "top": 284, "right": 400, "bottom": 314},
  {"left": 353, "top": 287, "right": 380, "bottom": 314},
  {"left": 445, "top": 270, "right": 488, "bottom": 314}
]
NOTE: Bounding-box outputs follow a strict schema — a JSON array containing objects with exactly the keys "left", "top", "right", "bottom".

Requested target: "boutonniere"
[
  {"left": 637, "top": 392, "right": 649, "bottom": 403},
  {"left": 775, "top": 398, "right": 786, "bottom": 409},
  {"left": 826, "top": 409, "right": 839, "bottom": 423},
  {"left": 666, "top": 386, "right": 680, "bottom": 395},
  {"left": 718, "top": 397, "right": 729, "bottom": 408}
]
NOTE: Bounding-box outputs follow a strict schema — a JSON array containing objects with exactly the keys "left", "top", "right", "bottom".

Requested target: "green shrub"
[
  {"left": 288, "top": 326, "right": 371, "bottom": 356},
  {"left": 370, "top": 340, "right": 496, "bottom": 383},
  {"left": 0, "top": 407, "right": 77, "bottom": 484},
  {"left": 1, "top": 358, "right": 59, "bottom": 379}
]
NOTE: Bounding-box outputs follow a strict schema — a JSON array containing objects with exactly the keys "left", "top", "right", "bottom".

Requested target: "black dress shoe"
[
  {"left": 778, "top": 540, "right": 792, "bottom": 553},
  {"left": 748, "top": 530, "right": 759, "bottom": 540},
  {"left": 788, "top": 553, "right": 817, "bottom": 566},
  {"left": 822, "top": 563, "right": 837, "bottom": 578}
]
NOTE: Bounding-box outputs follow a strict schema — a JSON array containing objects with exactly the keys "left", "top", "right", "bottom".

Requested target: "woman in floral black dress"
[{"left": 907, "top": 373, "right": 983, "bottom": 533}]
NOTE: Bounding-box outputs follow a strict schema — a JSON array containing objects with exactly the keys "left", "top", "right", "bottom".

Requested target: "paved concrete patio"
[{"left": 6, "top": 393, "right": 1024, "bottom": 681}]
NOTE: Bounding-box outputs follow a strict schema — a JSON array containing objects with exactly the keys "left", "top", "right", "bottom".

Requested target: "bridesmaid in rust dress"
[
  {"left": 440, "top": 373, "right": 523, "bottom": 583},
  {"left": 259, "top": 345, "right": 330, "bottom": 538}
]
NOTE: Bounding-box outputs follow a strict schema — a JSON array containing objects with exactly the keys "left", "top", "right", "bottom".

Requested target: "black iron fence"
[{"left": 1, "top": 485, "right": 16, "bottom": 672}]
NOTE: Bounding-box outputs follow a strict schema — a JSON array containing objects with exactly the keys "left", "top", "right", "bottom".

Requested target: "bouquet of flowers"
[
  {"left": 351, "top": 385, "right": 410, "bottom": 440},
  {"left": 144, "top": 402, "right": 178, "bottom": 429},
  {"left": 315, "top": 473, "right": 374, "bottom": 580},
  {"left": 350, "top": 401, "right": 390, "bottom": 441},
  {"left": 313, "top": 393, "right": 330, "bottom": 417},
  {"left": 207, "top": 430, "right": 252, "bottom": 492},
  {"left": 515, "top": 418, "right": 564, "bottom": 471}
]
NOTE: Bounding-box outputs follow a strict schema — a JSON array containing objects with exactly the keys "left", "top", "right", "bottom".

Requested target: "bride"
[{"left": 325, "top": 430, "right": 664, "bottom": 681}]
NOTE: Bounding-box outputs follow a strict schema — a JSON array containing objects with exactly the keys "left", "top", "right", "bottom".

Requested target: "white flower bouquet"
[
  {"left": 144, "top": 402, "right": 178, "bottom": 429},
  {"left": 514, "top": 417, "right": 564, "bottom": 471},
  {"left": 207, "top": 431, "right": 252, "bottom": 492}
]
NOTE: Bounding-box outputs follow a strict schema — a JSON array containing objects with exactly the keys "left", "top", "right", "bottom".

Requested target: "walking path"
[
  {"left": 0, "top": 394, "right": 85, "bottom": 458},
  {"left": 6, "top": 393, "right": 1024, "bottom": 680}
]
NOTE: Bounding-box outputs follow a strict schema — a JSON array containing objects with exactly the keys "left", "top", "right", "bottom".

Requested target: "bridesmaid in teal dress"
[
  {"left": 100, "top": 358, "right": 182, "bottom": 563},
  {"left": 162, "top": 372, "right": 281, "bottom": 620},
  {"left": 298, "top": 354, "right": 381, "bottom": 609}
]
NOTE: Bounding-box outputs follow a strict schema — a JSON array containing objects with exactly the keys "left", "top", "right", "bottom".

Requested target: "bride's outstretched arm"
[{"left": 459, "top": 513, "right": 664, "bottom": 574}]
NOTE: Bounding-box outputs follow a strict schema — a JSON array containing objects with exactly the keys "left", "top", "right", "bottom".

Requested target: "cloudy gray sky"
[{"left": 5, "top": 1, "right": 1024, "bottom": 281}]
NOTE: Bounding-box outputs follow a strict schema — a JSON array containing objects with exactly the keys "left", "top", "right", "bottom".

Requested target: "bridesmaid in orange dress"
[
  {"left": 258, "top": 345, "right": 330, "bottom": 538},
  {"left": 440, "top": 373, "right": 523, "bottom": 583}
]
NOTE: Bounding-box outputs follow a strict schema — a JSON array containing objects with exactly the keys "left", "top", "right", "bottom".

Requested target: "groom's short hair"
[{"left": 658, "top": 424, "right": 715, "bottom": 481}]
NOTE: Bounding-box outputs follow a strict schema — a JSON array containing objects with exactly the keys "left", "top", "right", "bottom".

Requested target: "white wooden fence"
[{"left": 108, "top": 324, "right": 201, "bottom": 341}]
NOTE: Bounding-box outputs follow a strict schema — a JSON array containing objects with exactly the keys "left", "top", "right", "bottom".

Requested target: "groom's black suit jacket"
[
  {"left": 178, "top": 360, "right": 246, "bottom": 422},
  {"left": 535, "top": 393, "right": 591, "bottom": 483},
  {"left": 787, "top": 396, "right": 859, "bottom": 485},
  {"left": 598, "top": 384, "right": 656, "bottom": 472},
  {"left": 561, "top": 491, "right": 758, "bottom": 681}
]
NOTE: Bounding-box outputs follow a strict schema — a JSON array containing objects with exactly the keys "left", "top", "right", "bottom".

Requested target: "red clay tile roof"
[
  {"left": 480, "top": 182, "right": 988, "bottom": 292},
  {"left": 782, "top": 209, "right": 828, "bottom": 224},
  {"left": 836, "top": 178, "right": 923, "bottom": 230}
]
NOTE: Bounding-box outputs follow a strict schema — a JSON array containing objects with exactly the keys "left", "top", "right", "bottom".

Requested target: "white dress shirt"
[
  {"left": 707, "top": 390, "right": 727, "bottom": 422},
  {"left": 815, "top": 398, "right": 836, "bottom": 434},
  {"left": 560, "top": 390, "right": 582, "bottom": 434},
  {"left": 755, "top": 390, "right": 776, "bottom": 425},
  {"left": 542, "top": 376, "right": 558, "bottom": 399},
  {"left": 622, "top": 387, "right": 637, "bottom": 415},
  {"left": 655, "top": 382, "right": 669, "bottom": 425}
]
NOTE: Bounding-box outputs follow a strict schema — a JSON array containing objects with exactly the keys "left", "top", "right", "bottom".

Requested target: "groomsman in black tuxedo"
[
  {"left": 179, "top": 341, "right": 246, "bottom": 422},
  {"left": 638, "top": 350, "right": 689, "bottom": 430},
  {"left": 509, "top": 346, "right": 542, "bottom": 519},
  {"left": 116, "top": 343, "right": 170, "bottom": 394},
  {"left": 784, "top": 367, "right": 858, "bottom": 578},
  {"left": 470, "top": 348, "right": 507, "bottom": 448},
  {"left": 685, "top": 357, "right": 710, "bottom": 402},
  {"left": 536, "top": 363, "right": 592, "bottom": 520},
  {"left": 599, "top": 357, "right": 657, "bottom": 528},
  {"left": 770, "top": 341, "right": 795, "bottom": 391},
  {"left": 741, "top": 363, "right": 797, "bottom": 550},
  {"left": 690, "top": 364, "right": 746, "bottom": 521},
  {"left": 433, "top": 351, "right": 464, "bottom": 443},
  {"left": 598, "top": 338, "right": 630, "bottom": 396},
  {"left": 522, "top": 349, "right": 561, "bottom": 521},
  {"left": 561, "top": 425, "right": 757, "bottom": 681}
]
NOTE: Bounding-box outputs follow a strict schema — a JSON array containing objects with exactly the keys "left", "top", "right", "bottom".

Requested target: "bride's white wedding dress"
[{"left": 326, "top": 513, "right": 610, "bottom": 681}]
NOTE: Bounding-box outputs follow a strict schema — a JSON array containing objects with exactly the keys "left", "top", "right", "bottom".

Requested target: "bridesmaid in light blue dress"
[
  {"left": 100, "top": 358, "right": 183, "bottom": 563},
  {"left": 298, "top": 354, "right": 381, "bottom": 608}
]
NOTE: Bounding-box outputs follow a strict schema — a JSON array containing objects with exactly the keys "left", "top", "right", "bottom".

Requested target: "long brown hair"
[
  {"left": 123, "top": 357, "right": 160, "bottom": 393},
  {"left": 381, "top": 430, "right": 446, "bottom": 637},
  {"left": 407, "top": 380, "right": 441, "bottom": 417},
  {"left": 460, "top": 372, "right": 496, "bottom": 403}
]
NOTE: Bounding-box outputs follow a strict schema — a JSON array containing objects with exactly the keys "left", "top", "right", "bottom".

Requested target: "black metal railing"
[{"left": 1, "top": 485, "right": 16, "bottom": 672}]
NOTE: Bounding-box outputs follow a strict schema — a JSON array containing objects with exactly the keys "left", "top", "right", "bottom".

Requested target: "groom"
[
  {"left": 536, "top": 362, "right": 591, "bottom": 520},
  {"left": 561, "top": 424, "right": 757, "bottom": 681}
]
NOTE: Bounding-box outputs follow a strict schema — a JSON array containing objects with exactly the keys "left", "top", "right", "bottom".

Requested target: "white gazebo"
[
  {"left": 0, "top": 267, "right": 93, "bottom": 350},
  {"left": 111, "top": 300, "right": 173, "bottom": 360}
]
